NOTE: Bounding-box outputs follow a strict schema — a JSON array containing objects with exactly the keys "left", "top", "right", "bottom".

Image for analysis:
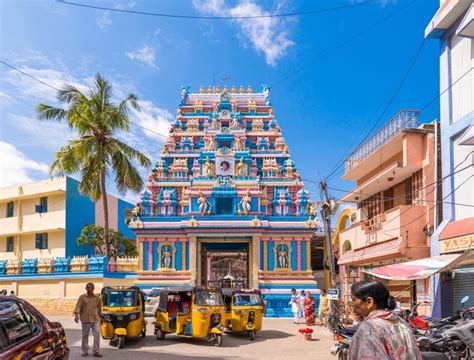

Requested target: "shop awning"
[{"left": 364, "top": 250, "right": 474, "bottom": 280}]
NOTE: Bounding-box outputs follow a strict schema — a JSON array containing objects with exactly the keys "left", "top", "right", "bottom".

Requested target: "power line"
[
  {"left": 382, "top": 174, "right": 473, "bottom": 232},
  {"left": 323, "top": 152, "right": 474, "bottom": 202},
  {"left": 324, "top": 66, "right": 474, "bottom": 182},
  {"left": 271, "top": 0, "right": 415, "bottom": 87},
  {"left": 324, "top": 35, "right": 427, "bottom": 181},
  {"left": 0, "top": 59, "right": 170, "bottom": 141},
  {"left": 56, "top": 0, "right": 373, "bottom": 20}
]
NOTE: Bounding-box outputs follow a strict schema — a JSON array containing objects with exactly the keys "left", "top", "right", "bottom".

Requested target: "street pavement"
[{"left": 49, "top": 316, "right": 336, "bottom": 360}]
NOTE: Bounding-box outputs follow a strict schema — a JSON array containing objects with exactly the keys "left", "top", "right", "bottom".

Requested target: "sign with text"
[{"left": 327, "top": 288, "right": 339, "bottom": 300}]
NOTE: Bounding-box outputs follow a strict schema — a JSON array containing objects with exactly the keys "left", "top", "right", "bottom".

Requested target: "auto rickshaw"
[
  {"left": 154, "top": 287, "right": 225, "bottom": 346},
  {"left": 100, "top": 286, "right": 146, "bottom": 348},
  {"left": 223, "top": 289, "right": 263, "bottom": 340}
]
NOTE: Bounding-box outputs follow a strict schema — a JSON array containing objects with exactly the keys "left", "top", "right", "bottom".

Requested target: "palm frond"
[{"left": 36, "top": 103, "right": 68, "bottom": 121}]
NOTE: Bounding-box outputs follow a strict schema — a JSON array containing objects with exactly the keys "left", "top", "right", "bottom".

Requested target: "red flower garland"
[{"left": 298, "top": 328, "right": 314, "bottom": 334}]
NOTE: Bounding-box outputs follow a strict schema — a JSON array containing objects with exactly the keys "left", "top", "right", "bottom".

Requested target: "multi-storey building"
[
  {"left": 336, "top": 111, "right": 436, "bottom": 315},
  {"left": 0, "top": 176, "right": 136, "bottom": 314},
  {"left": 0, "top": 176, "right": 134, "bottom": 261},
  {"left": 130, "top": 85, "right": 319, "bottom": 316},
  {"left": 426, "top": 0, "right": 474, "bottom": 316}
]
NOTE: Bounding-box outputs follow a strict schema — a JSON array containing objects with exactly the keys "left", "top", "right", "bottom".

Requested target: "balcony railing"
[{"left": 344, "top": 110, "right": 419, "bottom": 174}]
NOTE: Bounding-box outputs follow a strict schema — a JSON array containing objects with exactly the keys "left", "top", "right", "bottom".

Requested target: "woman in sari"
[
  {"left": 303, "top": 291, "right": 316, "bottom": 326},
  {"left": 348, "top": 280, "right": 421, "bottom": 360}
]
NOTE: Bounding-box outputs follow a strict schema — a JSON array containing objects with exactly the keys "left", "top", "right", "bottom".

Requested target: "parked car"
[
  {"left": 0, "top": 296, "right": 69, "bottom": 359},
  {"left": 145, "top": 288, "right": 161, "bottom": 317}
]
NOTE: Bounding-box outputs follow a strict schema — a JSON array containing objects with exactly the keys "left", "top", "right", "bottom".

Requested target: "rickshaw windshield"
[
  {"left": 233, "top": 294, "right": 262, "bottom": 306},
  {"left": 105, "top": 291, "right": 139, "bottom": 307},
  {"left": 195, "top": 289, "right": 224, "bottom": 306}
]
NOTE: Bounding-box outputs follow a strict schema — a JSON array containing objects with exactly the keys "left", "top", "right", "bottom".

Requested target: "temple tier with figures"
[{"left": 131, "top": 84, "right": 319, "bottom": 317}]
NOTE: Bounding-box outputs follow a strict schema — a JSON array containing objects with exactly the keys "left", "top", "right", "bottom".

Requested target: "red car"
[{"left": 0, "top": 296, "right": 69, "bottom": 359}]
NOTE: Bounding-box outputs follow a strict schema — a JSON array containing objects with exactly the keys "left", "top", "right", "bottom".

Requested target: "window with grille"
[
  {"left": 35, "top": 233, "right": 48, "bottom": 249},
  {"left": 6, "top": 236, "right": 14, "bottom": 252}
]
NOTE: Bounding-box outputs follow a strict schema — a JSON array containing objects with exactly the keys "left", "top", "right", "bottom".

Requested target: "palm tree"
[{"left": 36, "top": 73, "right": 151, "bottom": 259}]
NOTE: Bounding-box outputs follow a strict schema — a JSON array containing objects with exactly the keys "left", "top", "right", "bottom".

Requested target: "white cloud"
[
  {"left": 11, "top": 114, "right": 74, "bottom": 150},
  {"left": 97, "top": 11, "right": 112, "bottom": 29},
  {"left": 126, "top": 45, "right": 159, "bottom": 70},
  {"left": 129, "top": 100, "right": 173, "bottom": 142},
  {"left": 192, "top": 0, "right": 294, "bottom": 66},
  {"left": 0, "top": 90, "right": 14, "bottom": 106},
  {"left": 2, "top": 67, "right": 90, "bottom": 102},
  {"left": 0, "top": 141, "right": 49, "bottom": 187}
]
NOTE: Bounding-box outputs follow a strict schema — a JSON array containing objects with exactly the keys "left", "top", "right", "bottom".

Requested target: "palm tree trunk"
[{"left": 101, "top": 174, "right": 111, "bottom": 260}]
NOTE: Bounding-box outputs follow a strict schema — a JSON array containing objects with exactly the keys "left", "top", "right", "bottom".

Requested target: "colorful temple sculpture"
[{"left": 131, "top": 85, "right": 318, "bottom": 316}]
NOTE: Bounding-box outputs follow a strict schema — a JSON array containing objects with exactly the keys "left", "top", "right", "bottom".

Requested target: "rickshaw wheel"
[
  {"left": 213, "top": 334, "right": 223, "bottom": 347},
  {"left": 118, "top": 335, "right": 125, "bottom": 349},
  {"left": 248, "top": 330, "right": 256, "bottom": 341},
  {"left": 142, "top": 329, "right": 146, "bottom": 338},
  {"left": 155, "top": 327, "right": 165, "bottom": 340}
]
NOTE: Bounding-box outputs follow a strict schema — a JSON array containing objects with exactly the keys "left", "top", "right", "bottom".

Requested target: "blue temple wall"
[
  {"left": 143, "top": 242, "right": 149, "bottom": 271},
  {"left": 267, "top": 241, "right": 275, "bottom": 271},
  {"left": 153, "top": 242, "right": 159, "bottom": 270},
  {"left": 175, "top": 242, "right": 182, "bottom": 271},
  {"left": 290, "top": 241, "right": 297, "bottom": 270}
]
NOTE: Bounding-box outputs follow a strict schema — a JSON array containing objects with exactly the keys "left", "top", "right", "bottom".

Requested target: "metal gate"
[{"left": 451, "top": 266, "right": 474, "bottom": 315}]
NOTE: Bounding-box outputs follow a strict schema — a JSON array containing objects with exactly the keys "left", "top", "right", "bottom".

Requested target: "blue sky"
[{"left": 0, "top": 0, "right": 440, "bottom": 204}]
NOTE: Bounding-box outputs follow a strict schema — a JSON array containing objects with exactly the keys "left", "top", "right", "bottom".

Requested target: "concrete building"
[
  {"left": 336, "top": 111, "right": 436, "bottom": 316},
  {"left": 0, "top": 176, "right": 135, "bottom": 262},
  {"left": 0, "top": 176, "right": 136, "bottom": 314},
  {"left": 426, "top": 0, "right": 474, "bottom": 317}
]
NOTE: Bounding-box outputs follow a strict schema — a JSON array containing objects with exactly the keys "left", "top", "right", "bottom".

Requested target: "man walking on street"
[{"left": 74, "top": 283, "right": 103, "bottom": 357}]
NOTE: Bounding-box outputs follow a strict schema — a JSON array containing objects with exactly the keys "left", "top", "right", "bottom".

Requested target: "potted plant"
[{"left": 298, "top": 327, "right": 313, "bottom": 341}]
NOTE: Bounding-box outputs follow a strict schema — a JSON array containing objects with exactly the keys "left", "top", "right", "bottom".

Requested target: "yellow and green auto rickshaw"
[
  {"left": 154, "top": 287, "right": 225, "bottom": 346},
  {"left": 223, "top": 289, "right": 263, "bottom": 340},
  {"left": 100, "top": 286, "right": 146, "bottom": 349}
]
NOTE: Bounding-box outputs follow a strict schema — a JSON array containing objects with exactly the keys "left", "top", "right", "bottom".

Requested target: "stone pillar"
[
  {"left": 252, "top": 235, "right": 260, "bottom": 289},
  {"left": 306, "top": 239, "right": 311, "bottom": 271},
  {"left": 296, "top": 239, "right": 302, "bottom": 271},
  {"left": 148, "top": 239, "right": 153, "bottom": 271},
  {"left": 181, "top": 240, "right": 187, "bottom": 271},
  {"left": 138, "top": 238, "right": 144, "bottom": 271},
  {"left": 189, "top": 236, "right": 197, "bottom": 285},
  {"left": 263, "top": 238, "right": 268, "bottom": 271}
]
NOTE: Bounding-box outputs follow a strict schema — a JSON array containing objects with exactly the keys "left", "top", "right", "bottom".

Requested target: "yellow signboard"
[{"left": 440, "top": 235, "right": 474, "bottom": 253}]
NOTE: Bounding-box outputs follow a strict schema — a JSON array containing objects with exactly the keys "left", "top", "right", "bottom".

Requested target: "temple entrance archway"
[{"left": 198, "top": 238, "right": 251, "bottom": 289}]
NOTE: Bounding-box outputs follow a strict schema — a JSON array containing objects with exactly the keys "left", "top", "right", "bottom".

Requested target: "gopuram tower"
[{"left": 131, "top": 84, "right": 318, "bottom": 316}]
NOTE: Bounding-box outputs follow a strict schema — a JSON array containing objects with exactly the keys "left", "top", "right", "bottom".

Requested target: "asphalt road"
[{"left": 49, "top": 316, "right": 336, "bottom": 360}]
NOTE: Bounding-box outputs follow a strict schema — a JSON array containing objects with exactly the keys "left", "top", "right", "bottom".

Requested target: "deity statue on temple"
[
  {"left": 203, "top": 136, "right": 216, "bottom": 151},
  {"left": 132, "top": 202, "right": 143, "bottom": 219},
  {"left": 161, "top": 245, "right": 172, "bottom": 268},
  {"left": 238, "top": 190, "right": 252, "bottom": 215},
  {"left": 210, "top": 116, "right": 220, "bottom": 130},
  {"left": 231, "top": 99, "right": 237, "bottom": 113},
  {"left": 230, "top": 116, "right": 239, "bottom": 130},
  {"left": 198, "top": 192, "right": 211, "bottom": 215},
  {"left": 202, "top": 156, "right": 215, "bottom": 177},
  {"left": 277, "top": 244, "right": 288, "bottom": 268},
  {"left": 235, "top": 157, "right": 247, "bottom": 177}
]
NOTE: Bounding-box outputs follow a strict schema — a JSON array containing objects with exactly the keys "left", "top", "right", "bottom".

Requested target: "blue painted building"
[{"left": 426, "top": 0, "right": 474, "bottom": 317}]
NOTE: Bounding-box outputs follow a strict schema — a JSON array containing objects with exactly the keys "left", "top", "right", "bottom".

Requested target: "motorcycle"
[
  {"left": 330, "top": 324, "right": 358, "bottom": 360},
  {"left": 419, "top": 296, "right": 474, "bottom": 360}
]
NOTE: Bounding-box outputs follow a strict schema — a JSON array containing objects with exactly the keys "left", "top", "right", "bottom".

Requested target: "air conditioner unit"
[{"left": 351, "top": 208, "right": 367, "bottom": 224}]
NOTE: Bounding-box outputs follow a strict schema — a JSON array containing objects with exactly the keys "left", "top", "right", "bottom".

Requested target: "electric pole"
[
  {"left": 320, "top": 180, "right": 336, "bottom": 288},
  {"left": 320, "top": 180, "right": 339, "bottom": 329}
]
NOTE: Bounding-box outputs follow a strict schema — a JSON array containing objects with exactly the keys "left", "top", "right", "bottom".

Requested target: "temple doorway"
[{"left": 199, "top": 240, "right": 250, "bottom": 289}]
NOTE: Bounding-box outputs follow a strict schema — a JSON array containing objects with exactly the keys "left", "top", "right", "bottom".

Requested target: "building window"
[
  {"left": 35, "top": 233, "right": 48, "bottom": 249},
  {"left": 6, "top": 236, "right": 14, "bottom": 252},
  {"left": 383, "top": 188, "right": 394, "bottom": 212},
  {"left": 35, "top": 197, "right": 48, "bottom": 213},
  {"left": 6, "top": 201, "right": 14, "bottom": 217}
]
